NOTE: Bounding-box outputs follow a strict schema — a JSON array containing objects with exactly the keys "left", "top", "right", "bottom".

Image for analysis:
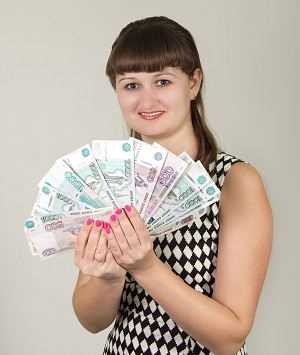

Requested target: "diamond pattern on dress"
[{"left": 103, "top": 151, "right": 249, "bottom": 355}]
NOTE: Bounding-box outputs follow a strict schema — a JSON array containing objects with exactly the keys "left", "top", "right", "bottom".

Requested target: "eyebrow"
[{"left": 117, "top": 71, "right": 176, "bottom": 83}]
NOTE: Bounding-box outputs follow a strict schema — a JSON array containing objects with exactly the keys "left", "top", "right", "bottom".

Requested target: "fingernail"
[
  {"left": 106, "top": 225, "right": 111, "bottom": 234},
  {"left": 95, "top": 220, "right": 103, "bottom": 228},
  {"left": 115, "top": 208, "right": 122, "bottom": 215},
  {"left": 86, "top": 218, "right": 94, "bottom": 225},
  {"left": 110, "top": 214, "right": 117, "bottom": 222},
  {"left": 124, "top": 205, "right": 132, "bottom": 212},
  {"left": 101, "top": 222, "right": 107, "bottom": 229}
]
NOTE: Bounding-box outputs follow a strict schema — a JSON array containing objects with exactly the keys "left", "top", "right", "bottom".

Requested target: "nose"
[{"left": 138, "top": 86, "right": 160, "bottom": 111}]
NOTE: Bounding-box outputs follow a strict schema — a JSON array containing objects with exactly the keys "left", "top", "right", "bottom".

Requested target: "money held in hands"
[{"left": 24, "top": 138, "right": 220, "bottom": 260}]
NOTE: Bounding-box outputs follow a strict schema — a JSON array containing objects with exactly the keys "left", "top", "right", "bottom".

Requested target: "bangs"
[{"left": 106, "top": 25, "right": 196, "bottom": 86}]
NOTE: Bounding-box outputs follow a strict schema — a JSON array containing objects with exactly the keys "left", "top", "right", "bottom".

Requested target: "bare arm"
[
  {"left": 72, "top": 270, "right": 125, "bottom": 333},
  {"left": 72, "top": 218, "right": 126, "bottom": 333}
]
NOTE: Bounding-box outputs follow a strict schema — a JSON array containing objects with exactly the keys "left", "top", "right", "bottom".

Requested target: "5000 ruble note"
[
  {"left": 130, "top": 138, "right": 167, "bottom": 218},
  {"left": 143, "top": 143, "right": 188, "bottom": 222}
]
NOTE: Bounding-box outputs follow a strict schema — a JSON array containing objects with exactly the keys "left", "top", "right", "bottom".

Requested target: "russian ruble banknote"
[
  {"left": 143, "top": 143, "right": 188, "bottom": 222},
  {"left": 130, "top": 137, "right": 167, "bottom": 218},
  {"left": 147, "top": 152, "right": 220, "bottom": 230},
  {"left": 149, "top": 176, "right": 220, "bottom": 233},
  {"left": 25, "top": 138, "right": 221, "bottom": 259},
  {"left": 32, "top": 182, "right": 85, "bottom": 217},
  {"left": 24, "top": 208, "right": 112, "bottom": 259},
  {"left": 147, "top": 206, "right": 208, "bottom": 238},
  {"left": 92, "top": 140, "right": 135, "bottom": 207},
  {"left": 61, "top": 143, "right": 118, "bottom": 209},
  {"left": 39, "top": 159, "right": 109, "bottom": 210}
]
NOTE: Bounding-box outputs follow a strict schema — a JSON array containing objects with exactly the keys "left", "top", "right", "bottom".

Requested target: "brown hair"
[{"left": 105, "top": 16, "right": 220, "bottom": 168}]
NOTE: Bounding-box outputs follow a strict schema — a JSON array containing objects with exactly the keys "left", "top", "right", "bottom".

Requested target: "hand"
[
  {"left": 74, "top": 218, "right": 126, "bottom": 281},
  {"left": 102, "top": 205, "right": 158, "bottom": 276}
]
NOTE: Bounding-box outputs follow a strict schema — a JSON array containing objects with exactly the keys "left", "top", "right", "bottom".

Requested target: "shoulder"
[
  {"left": 223, "top": 161, "right": 263, "bottom": 193},
  {"left": 219, "top": 159, "right": 273, "bottom": 226},
  {"left": 208, "top": 151, "right": 250, "bottom": 190},
  {"left": 213, "top": 150, "right": 260, "bottom": 188}
]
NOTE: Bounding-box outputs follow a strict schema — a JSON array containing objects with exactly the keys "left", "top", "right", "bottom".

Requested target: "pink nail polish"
[
  {"left": 124, "top": 205, "right": 132, "bottom": 212},
  {"left": 115, "top": 208, "right": 122, "bottom": 215},
  {"left": 110, "top": 214, "right": 117, "bottom": 222},
  {"left": 106, "top": 225, "right": 111, "bottom": 234},
  {"left": 86, "top": 218, "right": 94, "bottom": 225},
  {"left": 95, "top": 220, "right": 102, "bottom": 228}
]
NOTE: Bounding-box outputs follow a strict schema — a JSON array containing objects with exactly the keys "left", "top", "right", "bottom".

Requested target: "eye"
[
  {"left": 157, "top": 79, "right": 171, "bottom": 87},
  {"left": 124, "top": 82, "right": 139, "bottom": 90}
]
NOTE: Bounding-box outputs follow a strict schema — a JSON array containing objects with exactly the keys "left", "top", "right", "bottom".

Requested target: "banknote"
[
  {"left": 24, "top": 208, "right": 112, "bottom": 259},
  {"left": 143, "top": 143, "right": 188, "bottom": 222},
  {"left": 61, "top": 144, "right": 118, "bottom": 209},
  {"left": 149, "top": 184, "right": 220, "bottom": 232},
  {"left": 148, "top": 206, "right": 208, "bottom": 238},
  {"left": 147, "top": 152, "right": 217, "bottom": 228},
  {"left": 179, "top": 151, "right": 194, "bottom": 164},
  {"left": 150, "top": 161, "right": 220, "bottom": 231},
  {"left": 180, "top": 154, "right": 219, "bottom": 194},
  {"left": 147, "top": 152, "right": 198, "bottom": 226},
  {"left": 26, "top": 139, "right": 222, "bottom": 260},
  {"left": 33, "top": 181, "right": 84, "bottom": 216},
  {"left": 39, "top": 159, "right": 108, "bottom": 210},
  {"left": 130, "top": 138, "right": 167, "bottom": 218},
  {"left": 92, "top": 140, "right": 135, "bottom": 207},
  {"left": 31, "top": 203, "right": 52, "bottom": 217}
]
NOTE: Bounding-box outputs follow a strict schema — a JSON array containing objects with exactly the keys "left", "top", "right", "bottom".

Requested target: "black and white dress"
[{"left": 103, "top": 151, "right": 249, "bottom": 355}]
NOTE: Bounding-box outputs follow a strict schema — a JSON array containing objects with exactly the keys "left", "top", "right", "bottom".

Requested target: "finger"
[
  {"left": 75, "top": 218, "right": 94, "bottom": 261},
  {"left": 94, "top": 222, "right": 107, "bottom": 262},
  {"left": 109, "top": 212, "right": 131, "bottom": 251},
  {"left": 105, "top": 250, "right": 116, "bottom": 263},
  {"left": 105, "top": 250, "right": 118, "bottom": 264},
  {"left": 114, "top": 207, "right": 140, "bottom": 248},
  {"left": 84, "top": 219, "right": 102, "bottom": 261},
  {"left": 103, "top": 223, "right": 122, "bottom": 260},
  {"left": 123, "top": 205, "right": 150, "bottom": 244}
]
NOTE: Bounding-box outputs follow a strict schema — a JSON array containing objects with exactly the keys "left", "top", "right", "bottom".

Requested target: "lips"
[{"left": 139, "top": 111, "right": 165, "bottom": 120}]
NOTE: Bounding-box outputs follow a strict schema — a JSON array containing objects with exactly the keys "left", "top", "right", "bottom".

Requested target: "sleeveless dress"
[{"left": 103, "top": 151, "right": 249, "bottom": 355}]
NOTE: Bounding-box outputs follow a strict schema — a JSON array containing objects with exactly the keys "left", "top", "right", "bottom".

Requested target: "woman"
[{"left": 72, "top": 16, "right": 273, "bottom": 355}]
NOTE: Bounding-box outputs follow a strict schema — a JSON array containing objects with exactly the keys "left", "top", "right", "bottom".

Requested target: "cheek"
[
  {"left": 162, "top": 90, "right": 190, "bottom": 113},
  {"left": 118, "top": 94, "right": 138, "bottom": 115}
]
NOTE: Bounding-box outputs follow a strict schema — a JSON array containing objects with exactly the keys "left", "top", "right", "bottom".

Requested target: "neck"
[{"left": 140, "top": 122, "right": 199, "bottom": 161}]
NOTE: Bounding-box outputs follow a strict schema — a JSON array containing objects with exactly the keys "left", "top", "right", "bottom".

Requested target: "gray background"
[{"left": 1, "top": 1, "right": 299, "bottom": 354}]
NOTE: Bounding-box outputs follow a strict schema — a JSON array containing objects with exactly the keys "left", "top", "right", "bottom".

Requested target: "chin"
[
  {"left": 127, "top": 115, "right": 169, "bottom": 137},
  {"left": 135, "top": 127, "right": 172, "bottom": 140}
]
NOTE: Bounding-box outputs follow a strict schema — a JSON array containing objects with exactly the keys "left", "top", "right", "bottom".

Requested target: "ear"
[{"left": 189, "top": 68, "right": 202, "bottom": 100}]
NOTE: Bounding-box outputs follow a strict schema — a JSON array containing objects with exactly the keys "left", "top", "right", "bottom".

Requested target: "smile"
[{"left": 139, "top": 111, "right": 165, "bottom": 120}]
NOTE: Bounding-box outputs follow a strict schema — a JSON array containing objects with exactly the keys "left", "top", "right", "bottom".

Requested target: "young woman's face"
[{"left": 115, "top": 67, "right": 201, "bottom": 139}]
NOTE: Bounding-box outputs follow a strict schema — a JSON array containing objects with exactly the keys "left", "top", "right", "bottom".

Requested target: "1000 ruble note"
[
  {"left": 33, "top": 182, "right": 85, "bottom": 216},
  {"left": 148, "top": 206, "right": 208, "bottom": 238},
  {"left": 61, "top": 144, "right": 118, "bottom": 209},
  {"left": 92, "top": 140, "right": 135, "bottom": 207},
  {"left": 24, "top": 208, "right": 112, "bottom": 259},
  {"left": 151, "top": 183, "right": 220, "bottom": 232},
  {"left": 39, "top": 159, "right": 108, "bottom": 210}
]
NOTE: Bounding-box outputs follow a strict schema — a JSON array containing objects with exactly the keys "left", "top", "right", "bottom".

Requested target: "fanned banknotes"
[{"left": 24, "top": 139, "right": 220, "bottom": 260}]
